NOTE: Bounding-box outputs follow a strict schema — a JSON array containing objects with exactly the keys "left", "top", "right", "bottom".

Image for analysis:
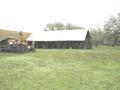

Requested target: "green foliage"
[
  {"left": 91, "top": 13, "right": 120, "bottom": 46},
  {"left": 54, "top": 23, "right": 65, "bottom": 30},
  {"left": 90, "top": 27, "right": 104, "bottom": 46},
  {"left": 45, "top": 23, "right": 55, "bottom": 31},
  {"left": 65, "top": 23, "right": 84, "bottom": 30},
  {"left": 104, "top": 13, "right": 120, "bottom": 46},
  {"left": 0, "top": 46, "right": 120, "bottom": 90},
  {"left": 44, "top": 23, "right": 84, "bottom": 31}
]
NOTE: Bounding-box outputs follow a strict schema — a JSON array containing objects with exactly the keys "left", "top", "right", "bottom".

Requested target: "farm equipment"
[
  {"left": 0, "top": 35, "right": 35, "bottom": 53},
  {"left": 0, "top": 40, "right": 35, "bottom": 52}
]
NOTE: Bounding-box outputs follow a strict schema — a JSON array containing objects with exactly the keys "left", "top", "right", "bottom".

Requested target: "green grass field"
[{"left": 0, "top": 46, "right": 120, "bottom": 90}]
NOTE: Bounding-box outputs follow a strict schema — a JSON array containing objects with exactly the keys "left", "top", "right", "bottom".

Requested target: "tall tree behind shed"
[
  {"left": 65, "top": 23, "right": 84, "bottom": 30},
  {"left": 90, "top": 26, "right": 104, "bottom": 46},
  {"left": 54, "top": 23, "right": 65, "bottom": 30},
  {"left": 45, "top": 23, "right": 55, "bottom": 31},
  {"left": 44, "top": 23, "right": 84, "bottom": 31},
  {"left": 104, "top": 13, "right": 120, "bottom": 46}
]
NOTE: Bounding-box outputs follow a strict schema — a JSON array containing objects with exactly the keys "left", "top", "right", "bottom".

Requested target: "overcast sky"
[{"left": 0, "top": 0, "right": 120, "bottom": 32}]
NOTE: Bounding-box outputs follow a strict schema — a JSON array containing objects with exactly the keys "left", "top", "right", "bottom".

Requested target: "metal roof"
[{"left": 27, "top": 30, "right": 88, "bottom": 41}]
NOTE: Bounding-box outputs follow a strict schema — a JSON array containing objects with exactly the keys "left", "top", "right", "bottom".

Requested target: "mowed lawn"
[{"left": 0, "top": 46, "right": 120, "bottom": 90}]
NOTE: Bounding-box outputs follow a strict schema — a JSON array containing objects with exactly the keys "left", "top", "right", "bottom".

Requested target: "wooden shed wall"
[{"left": 35, "top": 40, "right": 92, "bottom": 49}]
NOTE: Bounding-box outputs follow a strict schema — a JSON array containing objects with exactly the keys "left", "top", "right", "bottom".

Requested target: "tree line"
[
  {"left": 90, "top": 13, "right": 120, "bottom": 46},
  {"left": 44, "top": 23, "right": 84, "bottom": 31},
  {"left": 44, "top": 13, "right": 120, "bottom": 47}
]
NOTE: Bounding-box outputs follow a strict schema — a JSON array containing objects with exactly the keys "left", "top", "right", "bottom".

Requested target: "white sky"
[{"left": 0, "top": 0, "right": 120, "bottom": 32}]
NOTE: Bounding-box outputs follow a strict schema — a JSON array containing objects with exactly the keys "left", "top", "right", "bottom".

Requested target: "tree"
[
  {"left": 90, "top": 26, "right": 104, "bottom": 46},
  {"left": 65, "top": 23, "right": 84, "bottom": 30},
  {"left": 54, "top": 22, "right": 65, "bottom": 30},
  {"left": 104, "top": 13, "right": 120, "bottom": 46},
  {"left": 44, "top": 23, "right": 84, "bottom": 31},
  {"left": 45, "top": 23, "right": 55, "bottom": 31},
  {"left": 65, "top": 23, "right": 74, "bottom": 30}
]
